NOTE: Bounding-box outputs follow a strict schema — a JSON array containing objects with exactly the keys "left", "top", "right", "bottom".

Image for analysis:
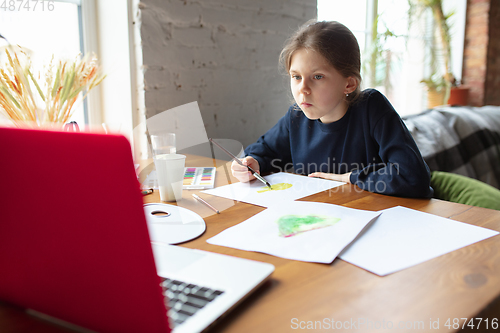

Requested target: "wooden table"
[{"left": 2, "top": 157, "right": 500, "bottom": 332}]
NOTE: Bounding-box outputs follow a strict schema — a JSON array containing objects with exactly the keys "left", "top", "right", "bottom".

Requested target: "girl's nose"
[{"left": 299, "top": 80, "right": 311, "bottom": 95}]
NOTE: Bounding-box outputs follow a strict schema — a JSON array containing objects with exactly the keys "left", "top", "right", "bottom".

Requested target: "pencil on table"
[{"left": 192, "top": 194, "right": 220, "bottom": 214}]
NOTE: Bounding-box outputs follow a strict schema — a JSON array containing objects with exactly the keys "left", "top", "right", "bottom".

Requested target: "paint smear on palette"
[
  {"left": 257, "top": 182, "right": 292, "bottom": 193},
  {"left": 276, "top": 215, "right": 341, "bottom": 237}
]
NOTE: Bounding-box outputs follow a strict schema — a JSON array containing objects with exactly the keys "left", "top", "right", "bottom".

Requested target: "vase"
[
  {"left": 448, "top": 87, "right": 470, "bottom": 106},
  {"left": 427, "top": 88, "right": 447, "bottom": 109}
]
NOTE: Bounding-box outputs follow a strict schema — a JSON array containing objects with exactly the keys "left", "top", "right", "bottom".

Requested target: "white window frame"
[{"left": 79, "top": 0, "right": 145, "bottom": 158}]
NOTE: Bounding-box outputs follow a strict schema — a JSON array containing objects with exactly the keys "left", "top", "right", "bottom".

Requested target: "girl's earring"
[{"left": 346, "top": 93, "right": 349, "bottom": 97}]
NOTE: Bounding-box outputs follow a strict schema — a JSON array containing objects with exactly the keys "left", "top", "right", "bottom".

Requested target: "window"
[
  {"left": 0, "top": 0, "right": 89, "bottom": 125},
  {"left": 317, "top": 0, "right": 466, "bottom": 116},
  {"left": 0, "top": 0, "right": 143, "bottom": 158}
]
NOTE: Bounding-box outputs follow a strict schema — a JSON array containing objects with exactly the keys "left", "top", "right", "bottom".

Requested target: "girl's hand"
[
  {"left": 308, "top": 171, "right": 352, "bottom": 184},
  {"left": 231, "top": 156, "right": 261, "bottom": 183}
]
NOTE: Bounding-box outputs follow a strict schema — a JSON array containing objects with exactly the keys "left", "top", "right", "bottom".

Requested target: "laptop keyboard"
[{"left": 161, "top": 278, "right": 225, "bottom": 328}]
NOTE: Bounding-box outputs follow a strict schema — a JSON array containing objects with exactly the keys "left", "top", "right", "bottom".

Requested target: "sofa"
[
  {"left": 403, "top": 106, "right": 500, "bottom": 209},
  {"left": 403, "top": 105, "right": 500, "bottom": 189}
]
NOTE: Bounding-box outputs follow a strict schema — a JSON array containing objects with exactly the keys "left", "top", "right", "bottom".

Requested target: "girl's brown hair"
[{"left": 280, "top": 20, "right": 362, "bottom": 105}]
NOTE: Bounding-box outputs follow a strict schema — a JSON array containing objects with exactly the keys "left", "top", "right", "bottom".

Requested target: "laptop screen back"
[{"left": 0, "top": 128, "right": 170, "bottom": 333}]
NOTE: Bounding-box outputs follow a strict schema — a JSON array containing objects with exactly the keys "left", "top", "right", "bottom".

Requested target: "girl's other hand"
[
  {"left": 308, "top": 171, "right": 352, "bottom": 184},
  {"left": 231, "top": 156, "right": 260, "bottom": 183}
]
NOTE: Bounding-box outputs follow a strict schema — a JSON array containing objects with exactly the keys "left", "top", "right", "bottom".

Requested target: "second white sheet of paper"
[
  {"left": 207, "top": 201, "right": 381, "bottom": 264},
  {"left": 202, "top": 172, "right": 345, "bottom": 208}
]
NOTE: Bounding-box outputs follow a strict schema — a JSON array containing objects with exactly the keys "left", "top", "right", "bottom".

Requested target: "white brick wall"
[{"left": 139, "top": 0, "right": 316, "bottom": 146}]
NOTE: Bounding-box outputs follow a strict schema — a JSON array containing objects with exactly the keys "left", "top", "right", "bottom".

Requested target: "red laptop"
[{"left": 0, "top": 127, "right": 274, "bottom": 333}]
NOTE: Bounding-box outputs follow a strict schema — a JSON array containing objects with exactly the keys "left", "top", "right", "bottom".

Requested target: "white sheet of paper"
[
  {"left": 339, "top": 206, "right": 499, "bottom": 276},
  {"left": 201, "top": 172, "right": 344, "bottom": 207},
  {"left": 207, "top": 201, "right": 381, "bottom": 263}
]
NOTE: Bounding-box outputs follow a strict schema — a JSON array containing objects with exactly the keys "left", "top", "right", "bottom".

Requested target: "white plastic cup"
[
  {"left": 151, "top": 133, "right": 176, "bottom": 156},
  {"left": 154, "top": 154, "right": 186, "bottom": 202}
]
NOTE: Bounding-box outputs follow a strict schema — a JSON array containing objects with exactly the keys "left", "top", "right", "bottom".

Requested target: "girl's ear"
[{"left": 345, "top": 76, "right": 357, "bottom": 94}]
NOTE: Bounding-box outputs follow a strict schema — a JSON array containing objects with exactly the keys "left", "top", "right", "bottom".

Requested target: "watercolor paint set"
[{"left": 183, "top": 167, "right": 216, "bottom": 189}]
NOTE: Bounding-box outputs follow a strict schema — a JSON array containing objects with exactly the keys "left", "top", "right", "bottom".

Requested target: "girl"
[{"left": 232, "top": 20, "right": 433, "bottom": 198}]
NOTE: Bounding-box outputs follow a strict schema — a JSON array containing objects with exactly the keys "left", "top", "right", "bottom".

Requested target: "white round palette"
[{"left": 144, "top": 203, "right": 206, "bottom": 244}]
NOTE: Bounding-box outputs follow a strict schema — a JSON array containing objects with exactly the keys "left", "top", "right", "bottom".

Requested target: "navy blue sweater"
[{"left": 245, "top": 89, "right": 433, "bottom": 198}]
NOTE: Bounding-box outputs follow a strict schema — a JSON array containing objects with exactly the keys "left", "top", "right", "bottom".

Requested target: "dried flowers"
[{"left": 0, "top": 49, "right": 105, "bottom": 127}]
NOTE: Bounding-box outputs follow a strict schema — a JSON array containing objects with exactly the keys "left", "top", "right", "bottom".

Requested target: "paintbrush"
[{"left": 209, "top": 138, "right": 272, "bottom": 189}]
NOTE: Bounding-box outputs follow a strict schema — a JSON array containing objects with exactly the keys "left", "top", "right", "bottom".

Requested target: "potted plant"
[
  {"left": 363, "top": 15, "right": 399, "bottom": 95},
  {"left": 409, "top": 0, "right": 468, "bottom": 107}
]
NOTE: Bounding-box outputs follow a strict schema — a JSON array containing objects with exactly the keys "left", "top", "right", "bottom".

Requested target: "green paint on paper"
[
  {"left": 276, "top": 214, "right": 341, "bottom": 237},
  {"left": 257, "top": 182, "right": 293, "bottom": 193}
]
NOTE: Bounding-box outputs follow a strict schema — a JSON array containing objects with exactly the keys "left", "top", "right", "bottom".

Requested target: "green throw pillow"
[{"left": 431, "top": 171, "right": 500, "bottom": 210}]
